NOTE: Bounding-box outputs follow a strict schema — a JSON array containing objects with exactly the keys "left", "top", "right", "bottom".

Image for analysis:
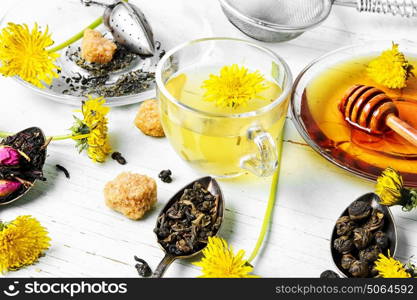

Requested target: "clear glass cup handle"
[{"left": 240, "top": 126, "right": 278, "bottom": 177}]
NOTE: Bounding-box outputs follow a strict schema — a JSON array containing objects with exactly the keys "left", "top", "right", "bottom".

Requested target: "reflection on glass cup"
[{"left": 156, "top": 38, "right": 292, "bottom": 177}]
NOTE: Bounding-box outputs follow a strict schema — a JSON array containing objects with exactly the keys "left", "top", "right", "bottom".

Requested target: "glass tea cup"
[{"left": 156, "top": 38, "right": 292, "bottom": 178}]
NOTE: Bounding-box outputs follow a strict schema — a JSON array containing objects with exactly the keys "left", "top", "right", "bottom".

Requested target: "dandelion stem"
[
  {"left": 0, "top": 131, "right": 12, "bottom": 138},
  {"left": 247, "top": 126, "right": 285, "bottom": 263},
  {"left": 0, "top": 132, "right": 89, "bottom": 141},
  {"left": 47, "top": 16, "right": 103, "bottom": 53},
  {"left": 52, "top": 133, "right": 90, "bottom": 141},
  {"left": 46, "top": 0, "right": 129, "bottom": 53}
]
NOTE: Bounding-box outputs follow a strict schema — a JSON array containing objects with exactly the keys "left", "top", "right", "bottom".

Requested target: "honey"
[{"left": 301, "top": 57, "right": 417, "bottom": 186}]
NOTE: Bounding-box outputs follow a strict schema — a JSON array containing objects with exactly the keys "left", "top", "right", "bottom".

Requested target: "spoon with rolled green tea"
[
  {"left": 330, "top": 193, "right": 397, "bottom": 278},
  {"left": 151, "top": 176, "right": 224, "bottom": 278}
]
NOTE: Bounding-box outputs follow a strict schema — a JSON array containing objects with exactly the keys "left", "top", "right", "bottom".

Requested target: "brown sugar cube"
[
  {"left": 81, "top": 29, "right": 117, "bottom": 64},
  {"left": 134, "top": 99, "right": 165, "bottom": 137},
  {"left": 104, "top": 172, "right": 157, "bottom": 220}
]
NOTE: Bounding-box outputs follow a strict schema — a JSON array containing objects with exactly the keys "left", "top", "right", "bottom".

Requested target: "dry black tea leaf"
[
  {"left": 374, "top": 231, "right": 389, "bottom": 249},
  {"left": 158, "top": 170, "right": 172, "bottom": 183},
  {"left": 56, "top": 164, "right": 70, "bottom": 179},
  {"left": 333, "top": 236, "right": 354, "bottom": 254},
  {"left": 341, "top": 254, "right": 356, "bottom": 270},
  {"left": 353, "top": 228, "right": 372, "bottom": 250},
  {"left": 134, "top": 256, "right": 152, "bottom": 278},
  {"left": 369, "top": 265, "right": 379, "bottom": 277},
  {"left": 336, "top": 216, "right": 356, "bottom": 236},
  {"left": 111, "top": 152, "right": 127, "bottom": 165},
  {"left": 359, "top": 245, "right": 382, "bottom": 263},
  {"left": 320, "top": 270, "right": 340, "bottom": 278},
  {"left": 348, "top": 200, "right": 372, "bottom": 221},
  {"left": 363, "top": 209, "right": 385, "bottom": 231},
  {"left": 349, "top": 260, "right": 369, "bottom": 278},
  {"left": 0, "top": 127, "right": 47, "bottom": 204}
]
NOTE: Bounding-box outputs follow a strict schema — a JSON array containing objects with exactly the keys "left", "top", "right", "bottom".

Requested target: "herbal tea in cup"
[{"left": 156, "top": 38, "right": 292, "bottom": 177}]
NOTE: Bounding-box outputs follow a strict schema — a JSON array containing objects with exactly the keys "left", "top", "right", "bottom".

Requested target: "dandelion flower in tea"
[{"left": 202, "top": 64, "right": 267, "bottom": 108}]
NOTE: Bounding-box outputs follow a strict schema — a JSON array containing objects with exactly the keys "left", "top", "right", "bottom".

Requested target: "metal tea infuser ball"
[{"left": 81, "top": 0, "right": 155, "bottom": 56}]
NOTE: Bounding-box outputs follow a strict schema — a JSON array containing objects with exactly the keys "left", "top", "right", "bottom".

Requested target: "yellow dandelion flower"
[
  {"left": 193, "top": 236, "right": 258, "bottom": 278},
  {"left": 375, "top": 252, "right": 411, "bottom": 278},
  {"left": 375, "top": 167, "right": 404, "bottom": 206},
  {"left": 71, "top": 96, "right": 111, "bottom": 163},
  {"left": 0, "top": 23, "right": 59, "bottom": 88},
  {"left": 367, "top": 43, "right": 414, "bottom": 89},
  {"left": 0, "top": 215, "right": 51, "bottom": 273},
  {"left": 202, "top": 64, "right": 267, "bottom": 108}
]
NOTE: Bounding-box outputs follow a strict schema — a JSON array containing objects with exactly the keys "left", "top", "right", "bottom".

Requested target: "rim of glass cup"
[
  {"left": 290, "top": 40, "right": 416, "bottom": 183},
  {"left": 218, "top": 0, "right": 332, "bottom": 32},
  {"left": 155, "top": 37, "right": 293, "bottom": 119}
]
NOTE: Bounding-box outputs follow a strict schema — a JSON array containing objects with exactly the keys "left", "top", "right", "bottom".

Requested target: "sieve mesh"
[{"left": 225, "top": 0, "right": 331, "bottom": 28}]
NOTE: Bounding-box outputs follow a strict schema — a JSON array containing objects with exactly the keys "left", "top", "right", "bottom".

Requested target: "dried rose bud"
[
  {"left": 0, "top": 180, "right": 22, "bottom": 198},
  {"left": 0, "top": 146, "right": 21, "bottom": 166}
]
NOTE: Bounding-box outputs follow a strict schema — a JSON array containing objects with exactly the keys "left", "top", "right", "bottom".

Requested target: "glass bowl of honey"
[{"left": 291, "top": 40, "right": 417, "bottom": 186}]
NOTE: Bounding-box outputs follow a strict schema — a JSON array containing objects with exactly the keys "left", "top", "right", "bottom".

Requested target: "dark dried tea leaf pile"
[
  {"left": 68, "top": 43, "right": 138, "bottom": 77},
  {"left": 54, "top": 40, "right": 164, "bottom": 98},
  {"left": 0, "top": 127, "right": 47, "bottom": 203},
  {"left": 154, "top": 182, "right": 222, "bottom": 256},
  {"left": 332, "top": 199, "right": 390, "bottom": 278}
]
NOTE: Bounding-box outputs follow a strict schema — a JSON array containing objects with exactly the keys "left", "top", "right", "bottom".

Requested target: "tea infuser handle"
[
  {"left": 334, "top": 0, "right": 417, "bottom": 17},
  {"left": 151, "top": 253, "right": 176, "bottom": 278},
  {"left": 240, "top": 126, "right": 278, "bottom": 177}
]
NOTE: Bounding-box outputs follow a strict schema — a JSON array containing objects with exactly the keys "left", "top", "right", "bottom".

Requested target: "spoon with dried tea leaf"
[
  {"left": 151, "top": 176, "right": 224, "bottom": 278},
  {"left": 330, "top": 193, "right": 397, "bottom": 278},
  {"left": 0, "top": 127, "right": 48, "bottom": 206}
]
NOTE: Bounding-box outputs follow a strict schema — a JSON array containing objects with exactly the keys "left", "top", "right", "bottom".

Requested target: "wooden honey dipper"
[{"left": 339, "top": 84, "right": 417, "bottom": 147}]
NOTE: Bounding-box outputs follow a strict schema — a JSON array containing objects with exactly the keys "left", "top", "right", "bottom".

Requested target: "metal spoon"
[
  {"left": 81, "top": 0, "right": 155, "bottom": 56},
  {"left": 330, "top": 193, "right": 398, "bottom": 277},
  {"left": 151, "top": 176, "right": 224, "bottom": 278},
  {"left": 0, "top": 127, "right": 47, "bottom": 206}
]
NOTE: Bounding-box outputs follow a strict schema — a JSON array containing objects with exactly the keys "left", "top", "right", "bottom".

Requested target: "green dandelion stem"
[
  {"left": 47, "top": 0, "right": 129, "bottom": 53},
  {"left": 0, "top": 131, "right": 89, "bottom": 141},
  {"left": 47, "top": 16, "right": 103, "bottom": 53},
  {"left": 0, "top": 131, "right": 12, "bottom": 138},
  {"left": 247, "top": 126, "right": 285, "bottom": 263}
]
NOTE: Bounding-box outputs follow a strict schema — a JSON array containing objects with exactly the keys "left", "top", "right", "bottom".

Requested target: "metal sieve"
[{"left": 220, "top": 0, "right": 417, "bottom": 42}]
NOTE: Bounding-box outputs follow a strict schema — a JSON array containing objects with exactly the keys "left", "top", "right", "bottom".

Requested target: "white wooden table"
[{"left": 1, "top": 0, "right": 416, "bottom": 278}]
